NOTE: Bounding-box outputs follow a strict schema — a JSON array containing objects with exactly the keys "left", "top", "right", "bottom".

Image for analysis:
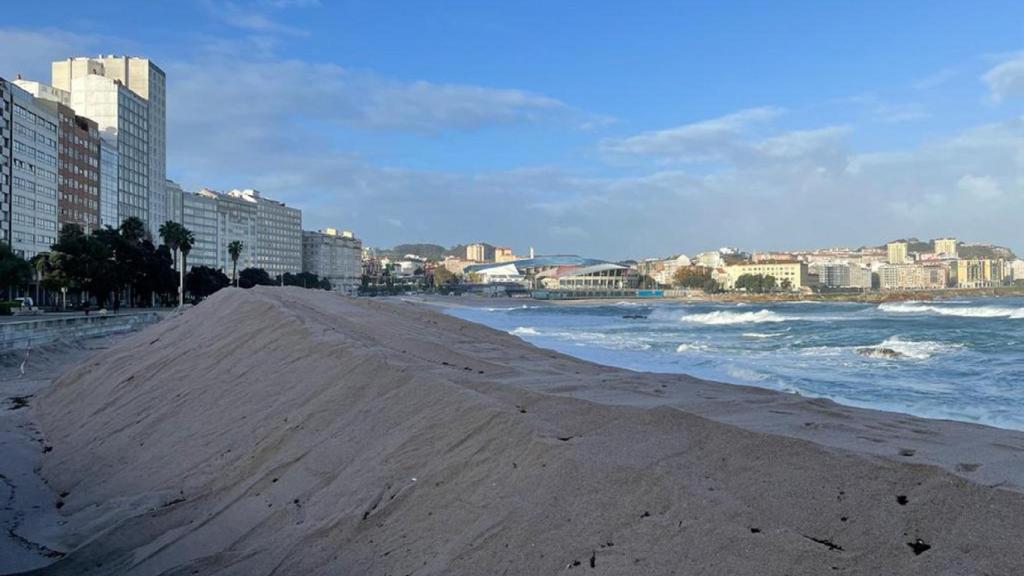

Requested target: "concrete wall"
[{"left": 0, "top": 311, "right": 166, "bottom": 351}]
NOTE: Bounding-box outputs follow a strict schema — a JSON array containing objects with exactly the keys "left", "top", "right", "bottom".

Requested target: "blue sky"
[{"left": 2, "top": 1, "right": 1024, "bottom": 259}]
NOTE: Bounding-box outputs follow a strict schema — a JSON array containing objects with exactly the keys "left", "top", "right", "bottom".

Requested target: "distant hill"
[
  {"left": 878, "top": 238, "right": 1016, "bottom": 260},
  {"left": 374, "top": 242, "right": 497, "bottom": 261}
]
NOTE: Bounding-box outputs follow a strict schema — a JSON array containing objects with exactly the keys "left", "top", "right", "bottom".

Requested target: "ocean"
[{"left": 445, "top": 297, "right": 1024, "bottom": 431}]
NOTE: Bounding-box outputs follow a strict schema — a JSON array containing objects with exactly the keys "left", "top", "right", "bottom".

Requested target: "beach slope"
[{"left": 24, "top": 287, "right": 1024, "bottom": 575}]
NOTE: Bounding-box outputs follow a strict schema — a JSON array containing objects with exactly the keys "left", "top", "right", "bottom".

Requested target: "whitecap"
[
  {"left": 858, "top": 336, "right": 962, "bottom": 360},
  {"left": 879, "top": 302, "right": 1024, "bottom": 319},
  {"left": 680, "top": 309, "right": 792, "bottom": 325},
  {"left": 510, "top": 326, "right": 540, "bottom": 336}
]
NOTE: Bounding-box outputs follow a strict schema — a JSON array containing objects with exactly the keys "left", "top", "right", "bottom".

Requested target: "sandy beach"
[{"left": 6, "top": 287, "right": 1024, "bottom": 575}]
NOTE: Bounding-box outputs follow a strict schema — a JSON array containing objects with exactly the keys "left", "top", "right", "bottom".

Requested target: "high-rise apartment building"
[
  {"left": 52, "top": 56, "right": 165, "bottom": 235},
  {"left": 466, "top": 242, "right": 486, "bottom": 262},
  {"left": 887, "top": 241, "right": 908, "bottom": 264},
  {"left": 98, "top": 138, "right": 119, "bottom": 229},
  {"left": 0, "top": 79, "right": 12, "bottom": 244},
  {"left": 933, "top": 237, "right": 958, "bottom": 258},
  {"left": 302, "top": 228, "right": 362, "bottom": 294},
  {"left": 225, "top": 189, "right": 302, "bottom": 277},
  {"left": 165, "top": 179, "right": 184, "bottom": 225},
  {"left": 15, "top": 80, "right": 101, "bottom": 233},
  {"left": 211, "top": 190, "right": 257, "bottom": 273},
  {"left": 8, "top": 82, "right": 59, "bottom": 258},
  {"left": 63, "top": 73, "right": 149, "bottom": 228},
  {"left": 182, "top": 190, "right": 219, "bottom": 269}
]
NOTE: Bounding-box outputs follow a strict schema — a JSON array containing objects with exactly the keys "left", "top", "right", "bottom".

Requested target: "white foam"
[
  {"left": 742, "top": 331, "right": 783, "bottom": 339},
  {"left": 879, "top": 302, "right": 1024, "bottom": 319},
  {"left": 680, "top": 309, "right": 792, "bottom": 325},
  {"left": 860, "top": 336, "right": 962, "bottom": 360},
  {"left": 675, "top": 342, "right": 709, "bottom": 352},
  {"left": 510, "top": 326, "right": 540, "bottom": 336}
]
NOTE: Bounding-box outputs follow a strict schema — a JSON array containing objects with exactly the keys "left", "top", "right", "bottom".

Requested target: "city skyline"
[{"left": 2, "top": 2, "right": 1023, "bottom": 260}]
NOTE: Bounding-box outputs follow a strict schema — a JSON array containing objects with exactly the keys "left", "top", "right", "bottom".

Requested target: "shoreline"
[
  {"left": 15, "top": 288, "right": 1024, "bottom": 574},
  {"left": 410, "top": 293, "right": 1024, "bottom": 484}
]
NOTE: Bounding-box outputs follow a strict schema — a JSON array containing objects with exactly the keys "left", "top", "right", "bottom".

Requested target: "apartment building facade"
[
  {"left": 0, "top": 79, "right": 11, "bottom": 244},
  {"left": 9, "top": 83, "right": 59, "bottom": 258},
  {"left": 302, "top": 228, "right": 362, "bottom": 294},
  {"left": 225, "top": 189, "right": 302, "bottom": 277},
  {"left": 724, "top": 261, "right": 810, "bottom": 291},
  {"left": 181, "top": 190, "right": 219, "bottom": 269},
  {"left": 53, "top": 56, "right": 166, "bottom": 235}
]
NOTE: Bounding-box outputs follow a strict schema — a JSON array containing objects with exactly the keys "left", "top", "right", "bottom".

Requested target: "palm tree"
[
  {"left": 159, "top": 221, "right": 182, "bottom": 307},
  {"left": 119, "top": 217, "right": 147, "bottom": 244},
  {"left": 227, "top": 241, "right": 243, "bottom": 287}
]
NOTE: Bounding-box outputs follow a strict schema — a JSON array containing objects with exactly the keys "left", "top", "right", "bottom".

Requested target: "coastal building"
[
  {"left": 887, "top": 241, "right": 908, "bottom": 264},
  {"left": 723, "top": 261, "right": 810, "bottom": 291},
  {"left": 752, "top": 252, "right": 799, "bottom": 263},
  {"left": 8, "top": 82, "right": 59, "bottom": 258},
  {"left": 225, "top": 189, "right": 302, "bottom": 277},
  {"left": 442, "top": 256, "right": 472, "bottom": 275},
  {"left": 98, "top": 138, "right": 119, "bottom": 229},
  {"left": 652, "top": 254, "right": 692, "bottom": 286},
  {"left": 63, "top": 73, "right": 149, "bottom": 228},
  {"left": 181, "top": 190, "right": 219, "bottom": 269},
  {"left": 301, "top": 227, "right": 363, "bottom": 295},
  {"left": 934, "top": 237, "right": 958, "bottom": 258},
  {"left": 809, "top": 262, "right": 872, "bottom": 289},
  {"left": 877, "top": 263, "right": 949, "bottom": 290},
  {"left": 164, "top": 179, "right": 184, "bottom": 225},
  {"left": 53, "top": 56, "right": 166, "bottom": 235},
  {"left": 466, "top": 242, "right": 487, "bottom": 262},
  {"left": 0, "top": 79, "right": 12, "bottom": 244},
  {"left": 1012, "top": 259, "right": 1024, "bottom": 282},
  {"left": 494, "top": 246, "right": 515, "bottom": 263},
  {"left": 954, "top": 258, "right": 1004, "bottom": 288},
  {"left": 13, "top": 80, "right": 101, "bottom": 233},
  {"left": 210, "top": 189, "right": 257, "bottom": 273},
  {"left": 550, "top": 263, "right": 636, "bottom": 291},
  {"left": 467, "top": 262, "right": 524, "bottom": 284}
]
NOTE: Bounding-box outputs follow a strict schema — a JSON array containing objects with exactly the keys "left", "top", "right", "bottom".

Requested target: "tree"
[
  {"left": 781, "top": 278, "right": 793, "bottom": 291},
  {"left": 119, "top": 217, "right": 147, "bottom": 245},
  {"left": 186, "top": 266, "right": 229, "bottom": 300},
  {"left": 673, "top": 266, "right": 708, "bottom": 289},
  {"left": 239, "top": 267, "right": 273, "bottom": 289},
  {"left": 431, "top": 267, "right": 456, "bottom": 289},
  {"left": 0, "top": 241, "right": 32, "bottom": 300},
  {"left": 49, "top": 224, "right": 118, "bottom": 307},
  {"left": 158, "top": 221, "right": 194, "bottom": 307},
  {"left": 734, "top": 273, "right": 778, "bottom": 294},
  {"left": 227, "top": 240, "right": 244, "bottom": 287}
]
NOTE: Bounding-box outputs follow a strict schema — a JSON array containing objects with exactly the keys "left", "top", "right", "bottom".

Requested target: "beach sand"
[{"left": 11, "top": 287, "right": 1024, "bottom": 575}]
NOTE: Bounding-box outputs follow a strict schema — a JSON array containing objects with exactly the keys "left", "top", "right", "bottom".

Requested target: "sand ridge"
[{"left": 18, "top": 287, "right": 1024, "bottom": 575}]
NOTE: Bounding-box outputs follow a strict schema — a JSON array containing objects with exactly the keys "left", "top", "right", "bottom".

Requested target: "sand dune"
[{"left": 21, "top": 287, "right": 1024, "bottom": 575}]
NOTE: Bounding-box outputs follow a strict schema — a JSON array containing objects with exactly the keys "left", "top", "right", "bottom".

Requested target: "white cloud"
[
  {"left": 982, "top": 54, "right": 1024, "bottom": 103},
  {"left": 957, "top": 174, "right": 1003, "bottom": 199},
  {"left": 200, "top": 0, "right": 310, "bottom": 36},
  {"left": 599, "top": 106, "right": 782, "bottom": 161},
  {"left": 913, "top": 68, "right": 958, "bottom": 91}
]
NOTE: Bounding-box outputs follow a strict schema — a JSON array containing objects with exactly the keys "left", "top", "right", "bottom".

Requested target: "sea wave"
[
  {"left": 742, "top": 331, "right": 784, "bottom": 339},
  {"left": 510, "top": 326, "right": 540, "bottom": 336},
  {"left": 879, "top": 302, "right": 1024, "bottom": 319},
  {"left": 675, "top": 342, "right": 710, "bottom": 352},
  {"left": 858, "top": 336, "right": 962, "bottom": 360},
  {"left": 680, "top": 309, "right": 793, "bottom": 325}
]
